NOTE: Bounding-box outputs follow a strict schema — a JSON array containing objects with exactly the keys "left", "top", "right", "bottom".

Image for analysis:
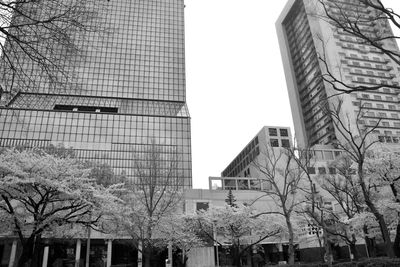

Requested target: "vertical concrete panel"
[
  {"left": 42, "top": 246, "right": 49, "bottom": 267},
  {"left": 8, "top": 240, "right": 17, "bottom": 267},
  {"left": 75, "top": 239, "right": 81, "bottom": 267},
  {"left": 187, "top": 247, "right": 215, "bottom": 267},
  {"left": 106, "top": 240, "right": 112, "bottom": 267}
]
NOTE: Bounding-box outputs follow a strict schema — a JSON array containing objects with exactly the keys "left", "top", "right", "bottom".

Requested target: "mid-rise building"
[
  {"left": 0, "top": 0, "right": 192, "bottom": 187},
  {"left": 217, "top": 126, "right": 383, "bottom": 261},
  {"left": 221, "top": 126, "right": 292, "bottom": 181},
  {"left": 276, "top": 0, "right": 400, "bottom": 148}
]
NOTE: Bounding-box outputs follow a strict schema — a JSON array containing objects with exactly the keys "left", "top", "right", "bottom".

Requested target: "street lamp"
[
  {"left": 213, "top": 220, "right": 220, "bottom": 267},
  {"left": 85, "top": 213, "right": 91, "bottom": 267}
]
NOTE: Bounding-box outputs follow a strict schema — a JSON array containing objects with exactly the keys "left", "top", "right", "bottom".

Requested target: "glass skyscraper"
[{"left": 0, "top": 0, "right": 192, "bottom": 187}]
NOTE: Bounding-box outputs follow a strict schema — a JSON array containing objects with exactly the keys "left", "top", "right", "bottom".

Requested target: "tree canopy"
[{"left": 0, "top": 148, "right": 120, "bottom": 267}]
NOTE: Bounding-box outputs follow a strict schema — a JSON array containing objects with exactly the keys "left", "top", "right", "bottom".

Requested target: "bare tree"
[
  {"left": 0, "top": 0, "right": 105, "bottom": 98},
  {"left": 194, "top": 204, "right": 283, "bottom": 267},
  {"left": 287, "top": 146, "right": 334, "bottom": 264},
  {"left": 365, "top": 151, "right": 400, "bottom": 256},
  {"left": 156, "top": 215, "right": 205, "bottom": 267},
  {"left": 325, "top": 98, "right": 396, "bottom": 257},
  {"left": 293, "top": 145, "right": 369, "bottom": 264},
  {"left": 315, "top": 0, "right": 400, "bottom": 94},
  {"left": 251, "top": 145, "right": 304, "bottom": 265},
  {"left": 314, "top": 155, "right": 366, "bottom": 260},
  {"left": 115, "top": 143, "right": 184, "bottom": 267}
]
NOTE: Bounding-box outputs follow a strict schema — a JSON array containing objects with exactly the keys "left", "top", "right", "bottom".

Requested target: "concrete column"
[
  {"left": 8, "top": 240, "right": 17, "bottom": 267},
  {"left": 213, "top": 222, "right": 219, "bottom": 267},
  {"left": 85, "top": 225, "right": 91, "bottom": 267},
  {"left": 75, "top": 239, "right": 81, "bottom": 267},
  {"left": 168, "top": 242, "right": 173, "bottom": 265},
  {"left": 106, "top": 240, "right": 112, "bottom": 267},
  {"left": 277, "top": 243, "right": 284, "bottom": 262},
  {"left": 42, "top": 246, "right": 49, "bottom": 267},
  {"left": 138, "top": 241, "right": 142, "bottom": 267}
]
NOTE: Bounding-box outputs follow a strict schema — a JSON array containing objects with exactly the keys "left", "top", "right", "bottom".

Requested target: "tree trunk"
[
  {"left": 144, "top": 246, "right": 152, "bottom": 267},
  {"left": 323, "top": 231, "right": 332, "bottom": 267},
  {"left": 31, "top": 237, "right": 42, "bottom": 267},
  {"left": 17, "top": 242, "right": 32, "bottom": 267},
  {"left": 350, "top": 234, "right": 359, "bottom": 261},
  {"left": 363, "top": 225, "right": 376, "bottom": 258},
  {"left": 144, "top": 224, "right": 153, "bottom": 267},
  {"left": 375, "top": 212, "right": 395, "bottom": 257},
  {"left": 388, "top": 183, "right": 400, "bottom": 258},
  {"left": 358, "top": 170, "right": 395, "bottom": 258},
  {"left": 394, "top": 221, "right": 400, "bottom": 258},
  {"left": 286, "top": 218, "right": 295, "bottom": 265},
  {"left": 314, "top": 230, "right": 325, "bottom": 262},
  {"left": 183, "top": 255, "right": 188, "bottom": 267},
  {"left": 349, "top": 243, "right": 358, "bottom": 261},
  {"left": 234, "top": 243, "right": 241, "bottom": 267},
  {"left": 365, "top": 237, "right": 377, "bottom": 258},
  {"left": 17, "top": 235, "right": 39, "bottom": 267},
  {"left": 364, "top": 209, "right": 394, "bottom": 257}
]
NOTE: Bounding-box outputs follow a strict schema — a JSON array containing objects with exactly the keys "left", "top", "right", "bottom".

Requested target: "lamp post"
[
  {"left": 85, "top": 223, "right": 91, "bottom": 267},
  {"left": 213, "top": 220, "right": 219, "bottom": 267},
  {"left": 85, "top": 211, "right": 92, "bottom": 267}
]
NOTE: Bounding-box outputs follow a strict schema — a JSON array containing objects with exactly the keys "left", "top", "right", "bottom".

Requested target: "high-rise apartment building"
[
  {"left": 0, "top": 0, "right": 192, "bottom": 187},
  {"left": 276, "top": 0, "right": 400, "bottom": 148}
]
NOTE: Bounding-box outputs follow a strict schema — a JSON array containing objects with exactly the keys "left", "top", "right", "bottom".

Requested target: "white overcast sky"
[{"left": 184, "top": 0, "right": 400, "bottom": 189}]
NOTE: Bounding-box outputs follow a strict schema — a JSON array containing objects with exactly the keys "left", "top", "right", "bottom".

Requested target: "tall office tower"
[
  {"left": 0, "top": 0, "right": 192, "bottom": 187},
  {"left": 276, "top": 0, "right": 400, "bottom": 148}
]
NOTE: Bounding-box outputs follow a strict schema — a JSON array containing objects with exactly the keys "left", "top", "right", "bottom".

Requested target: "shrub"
[
  {"left": 332, "top": 257, "right": 400, "bottom": 267},
  {"left": 283, "top": 264, "right": 329, "bottom": 267},
  {"left": 269, "top": 258, "right": 400, "bottom": 267}
]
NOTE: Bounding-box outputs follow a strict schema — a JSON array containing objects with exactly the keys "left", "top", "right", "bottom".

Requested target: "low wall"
[{"left": 187, "top": 247, "right": 215, "bottom": 267}]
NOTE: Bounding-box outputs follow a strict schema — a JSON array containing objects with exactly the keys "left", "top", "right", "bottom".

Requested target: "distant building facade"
[
  {"left": 276, "top": 0, "right": 400, "bottom": 148},
  {"left": 221, "top": 126, "right": 292, "bottom": 179}
]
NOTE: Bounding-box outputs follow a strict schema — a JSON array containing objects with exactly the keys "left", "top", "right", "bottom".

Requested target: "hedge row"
[
  {"left": 333, "top": 257, "right": 400, "bottom": 267},
  {"left": 276, "top": 257, "right": 400, "bottom": 267}
]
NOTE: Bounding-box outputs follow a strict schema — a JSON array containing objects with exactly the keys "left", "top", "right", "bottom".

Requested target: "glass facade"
[{"left": 0, "top": 0, "right": 192, "bottom": 187}]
